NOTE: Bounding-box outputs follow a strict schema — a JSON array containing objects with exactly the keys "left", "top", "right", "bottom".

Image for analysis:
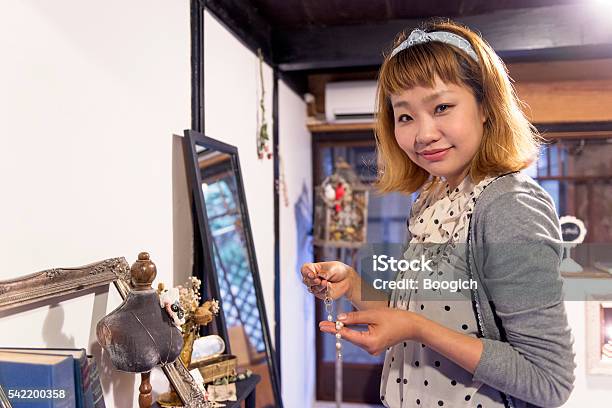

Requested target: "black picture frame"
[{"left": 182, "top": 129, "right": 283, "bottom": 407}]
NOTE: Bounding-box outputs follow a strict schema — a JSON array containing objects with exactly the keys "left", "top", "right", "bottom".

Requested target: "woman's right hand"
[{"left": 300, "top": 261, "right": 355, "bottom": 301}]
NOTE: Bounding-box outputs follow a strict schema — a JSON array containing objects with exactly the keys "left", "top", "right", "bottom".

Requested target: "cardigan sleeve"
[{"left": 472, "top": 188, "right": 576, "bottom": 407}]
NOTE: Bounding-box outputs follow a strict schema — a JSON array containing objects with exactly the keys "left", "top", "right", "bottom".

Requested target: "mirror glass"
[{"left": 185, "top": 131, "right": 282, "bottom": 408}]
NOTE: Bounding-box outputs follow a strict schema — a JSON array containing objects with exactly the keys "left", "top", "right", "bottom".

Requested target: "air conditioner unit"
[{"left": 325, "top": 80, "right": 377, "bottom": 123}]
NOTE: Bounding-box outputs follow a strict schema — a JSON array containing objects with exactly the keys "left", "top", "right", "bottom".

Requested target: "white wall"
[
  {"left": 0, "top": 1, "right": 191, "bottom": 406},
  {"left": 202, "top": 11, "right": 277, "bottom": 335},
  {"left": 204, "top": 11, "right": 318, "bottom": 406},
  {"left": 0, "top": 2, "right": 314, "bottom": 405},
  {"left": 563, "top": 295, "right": 612, "bottom": 406},
  {"left": 279, "top": 81, "right": 315, "bottom": 407}
]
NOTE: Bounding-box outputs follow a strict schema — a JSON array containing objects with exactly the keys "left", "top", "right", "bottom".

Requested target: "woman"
[{"left": 302, "top": 19, "right": 575, "bottom": 408}]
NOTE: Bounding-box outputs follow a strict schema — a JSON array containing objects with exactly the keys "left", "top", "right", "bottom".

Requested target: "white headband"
[{"left": 390, "top": 28, "right": 478, "bottom": 62}]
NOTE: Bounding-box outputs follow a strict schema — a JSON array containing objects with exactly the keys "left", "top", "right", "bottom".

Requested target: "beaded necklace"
[{"left": 324, "top": 282, "right": 344, "bottom": 407}]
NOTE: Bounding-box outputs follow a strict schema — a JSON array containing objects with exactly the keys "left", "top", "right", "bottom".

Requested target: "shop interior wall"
[
  {"left": 204, "top": 10, "right": 316, "bottom": 405},
  {"left": 0, "top": 1, "right": 191, "bottom": 407},
  {"left": 11, "top": 2, "right": 606, "bottom": 406},
  {"left": 0, "top": 1, "right": 316, "bottom": 405},
  {"left": 278, "top": 80, "right": 315, "bottom": 407},
  {"left": 202, "top": 9, "right": 277, "bottom": 346}
]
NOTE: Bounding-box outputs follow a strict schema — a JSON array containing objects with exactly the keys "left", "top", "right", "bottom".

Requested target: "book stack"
[{"left": 0, "top": 348, "right": 106, "bottom": 408}]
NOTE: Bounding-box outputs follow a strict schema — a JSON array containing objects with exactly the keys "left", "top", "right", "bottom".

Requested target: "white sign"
[{"left": 559, "top": 215, "right": 587, "bottom": 273}]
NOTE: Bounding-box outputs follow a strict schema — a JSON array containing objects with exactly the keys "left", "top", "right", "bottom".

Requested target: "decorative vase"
[{"left": 180, "top": 327, "right": 196, "bottom": 367}]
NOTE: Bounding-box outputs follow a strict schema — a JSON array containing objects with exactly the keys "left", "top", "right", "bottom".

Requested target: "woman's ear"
[{"left": 479, "top": 104, "right": 487, "bottom": 125}]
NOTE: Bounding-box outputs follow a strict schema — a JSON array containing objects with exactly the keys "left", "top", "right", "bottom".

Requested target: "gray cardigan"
[{"left": 468, "top": 172, "right": 576, "bottom": 407}]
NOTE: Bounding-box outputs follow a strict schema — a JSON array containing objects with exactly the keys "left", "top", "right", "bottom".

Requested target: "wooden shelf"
[
  {"left": 307, "top": 121, "right": 374, "bottom": 133},
  {"left": 540, "top": 130, "right": 612, "bottom": 140},
  {"left": 307, "top": 121, "right": 612, "bottom": 139},
  {"left": 562, "top": 267, "right": 612, "bottom": 279}
]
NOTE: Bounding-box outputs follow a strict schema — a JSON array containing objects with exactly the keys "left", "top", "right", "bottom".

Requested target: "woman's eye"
[
  {"left": 435, "top": 104, "right": 452, "bottom": 114},
  {"left": 397, "top": 114, "right": 412, "bottom": 123}
]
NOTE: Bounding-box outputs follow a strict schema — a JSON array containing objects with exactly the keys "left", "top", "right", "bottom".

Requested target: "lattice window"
[{"left": 204, "top": 178, "right": 265, "bottom": 352}]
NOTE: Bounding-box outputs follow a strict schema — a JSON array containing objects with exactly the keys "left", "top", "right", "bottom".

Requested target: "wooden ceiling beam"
[{"left": 275, "top": 4, "right": 612, "bottom": 71}]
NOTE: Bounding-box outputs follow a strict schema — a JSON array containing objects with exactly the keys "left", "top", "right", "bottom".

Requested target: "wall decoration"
[
  {"left": 314, "top": 157, "right": 369, "bottom": 248},
  {"left": 256, "top": 48, "right": 272, "bottom": 160}
]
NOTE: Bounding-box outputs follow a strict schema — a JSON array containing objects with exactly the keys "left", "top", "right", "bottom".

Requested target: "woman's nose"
[{"left": 415, "top": 117, "right": 441, "bottom": 146}]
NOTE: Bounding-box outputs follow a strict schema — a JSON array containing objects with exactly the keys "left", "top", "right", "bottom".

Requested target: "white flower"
[
  {"left": 210, "top": 299, "right": 220, "bottom": 314},
  {"left": 159, "top": 287, "right": 185, "bottom": 328}
]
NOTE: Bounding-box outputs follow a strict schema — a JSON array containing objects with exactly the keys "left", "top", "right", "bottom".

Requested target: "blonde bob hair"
[{"left": 375, "top": 19, "right": 541, "bottom": 194}]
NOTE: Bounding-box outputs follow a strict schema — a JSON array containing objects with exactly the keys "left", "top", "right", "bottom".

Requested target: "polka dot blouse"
[{"left": 379, "top": 176, "right": 506, "bottom": 408}]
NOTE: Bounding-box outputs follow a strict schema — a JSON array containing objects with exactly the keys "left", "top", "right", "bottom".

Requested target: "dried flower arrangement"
[{"left": 158, "top": 276, "right": 220, "bottom": 366}]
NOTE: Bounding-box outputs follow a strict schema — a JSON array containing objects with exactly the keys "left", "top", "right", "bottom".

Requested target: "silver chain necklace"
[{"left": 324, "top": 282, "right": 343, "bottom": 407}]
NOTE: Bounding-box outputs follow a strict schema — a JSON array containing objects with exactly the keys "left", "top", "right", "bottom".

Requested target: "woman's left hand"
[{"left": 319, "top": 308, "right": 424, "bottom": 356}]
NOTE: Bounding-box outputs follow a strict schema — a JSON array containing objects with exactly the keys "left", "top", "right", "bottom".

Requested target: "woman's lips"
[{"left": 419, "top": 147, "right": 451, "bottom": 161}]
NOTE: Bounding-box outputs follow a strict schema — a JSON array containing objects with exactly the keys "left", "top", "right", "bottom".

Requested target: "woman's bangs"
[{"left": 381, "top": 43, "right": 464, "bottom": 96}]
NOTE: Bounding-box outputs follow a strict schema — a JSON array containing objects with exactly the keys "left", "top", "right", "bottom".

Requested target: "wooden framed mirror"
[{"left": 182, "top": 130, "right": 283, "bottom": 408}]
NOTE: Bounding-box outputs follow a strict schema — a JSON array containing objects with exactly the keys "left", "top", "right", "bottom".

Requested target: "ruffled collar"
[{"left": 408, "top": 175, "right": 494, "bottom": 244}]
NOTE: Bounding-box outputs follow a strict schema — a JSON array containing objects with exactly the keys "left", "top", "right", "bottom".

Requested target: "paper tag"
[
  {"left": 189, "top": 368, "right": 207, "bottom": 394},
  {"left": 206, "top": 383, "right": 237, "bottom": 402}
]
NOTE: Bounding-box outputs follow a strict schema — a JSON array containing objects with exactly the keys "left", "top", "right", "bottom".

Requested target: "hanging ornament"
[
  {"left": 314, "top": 157, "right": 369, "bottom": 247},
  {"left": 256, "top": 48, "right": 272, "bottom": 160},
  {"left": 278, "top": 154, "right": 289, "bottom": 207}
]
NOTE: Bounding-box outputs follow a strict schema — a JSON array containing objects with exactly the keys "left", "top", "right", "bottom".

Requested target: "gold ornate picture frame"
[{"left": 0, "top": 257, "right": 130, "bottom": 313}]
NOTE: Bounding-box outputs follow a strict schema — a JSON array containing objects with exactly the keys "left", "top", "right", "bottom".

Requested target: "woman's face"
[{"left": 390, "top": 77, "right": 485, "bottom": 188}]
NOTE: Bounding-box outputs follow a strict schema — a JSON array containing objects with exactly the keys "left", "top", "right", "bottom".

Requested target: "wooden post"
[{"left": 139, "top": 371, "right": 152, "bottom": 408}]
